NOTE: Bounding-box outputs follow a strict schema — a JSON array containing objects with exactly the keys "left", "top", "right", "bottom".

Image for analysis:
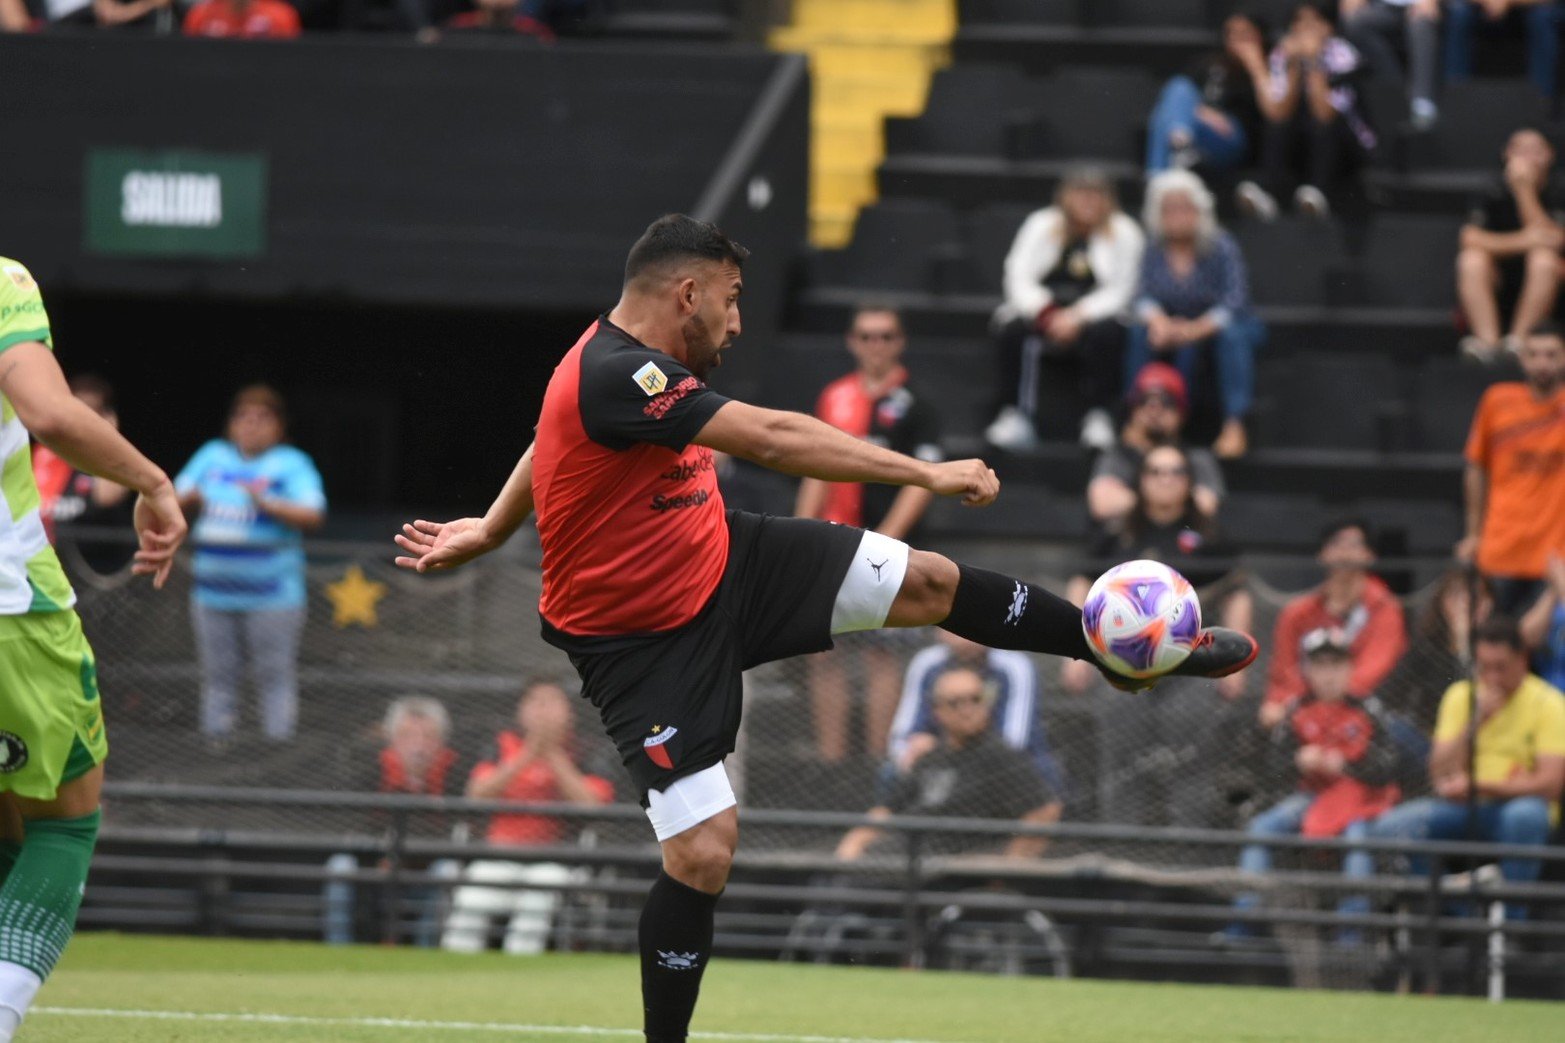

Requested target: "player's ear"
[{"left": 676, "top": 276, "right": 699, "bottom": 316}]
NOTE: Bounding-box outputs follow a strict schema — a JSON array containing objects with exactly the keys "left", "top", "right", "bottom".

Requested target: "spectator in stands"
[
  {"left": 0, "top": 0, "right": 32, "bottom": 30},
  {"left": 1520, "top": 554, "right": 1565, "bottom": 690},
  {"left": 1454, "top": 128, "right": 1564, "bottom": 362},
  {"left": 986, "top": 168, "right": 1144, "bottom": 452},
  {"left": 1378, "top": 567, "right": 1494, "bottom": 733},
  {"left": 444, "top": 0, "right": 582, "bottom": 37},
  {"left": 1065, "top": 444, "right": 1252, "bottom": 701},
  {"left": 1226, "top": 628, "right": 1400, "bottom": 941},
  {"left": 1126, "top": 170, "right": 1264, "bottom": 460},
  {"left": 44, "top": 0, "right": 175, "bottom": 28},
  {"left": 176, "top": 385, "right": 325, "bottom": 745},
  {"left": 835, "top": 666, "right": 1062, "bottom": 861},
  {"left": 442, "top": 679, "right": 614, "bottom": 955},
  {"left": 32, "top": 374, "right": 132, "bottom": 574},
  {"left": 1341, "top": 0, "right": 1440, "bottom": 130},
  {"left": 183, "top": 0, "right": 301, "bottom": 37},
  {"left": 1263, "top": 518, "right": 1408, "bottom": 728},
  {"left": 1235, "top": 1, "right": 1376, "bottom": 220},
  {"left": 1458, "top": 325, "right": 1565, "bottom": 613},
  {"left": 1145, "top": 11, "right": 1267, "bottom": 176},
  {"left": 325, "top": 696, "right": 462, "bottom": 947},
  {"left": 1087, "top": 362, "right": 1226, "bottom": 534},
  {"left": 887, "top": 631, "right": 1063, "bottom": 799},
  {"left": 797, "top": 303, "right": 942, "bottom": 765},
  {"left": 1445, "top": 0, "right": 1561, "bottom": 102},
  {"left": 1370, "top": 616, "right": 1565, "bottom": 915}
]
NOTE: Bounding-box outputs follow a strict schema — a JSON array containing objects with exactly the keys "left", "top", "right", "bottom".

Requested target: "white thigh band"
[
  {"left": 829, "top": 529, "right": 911, "bottom": 635},
  {"left": 645, "top": 762, "right": 737, "bottom": 842}
]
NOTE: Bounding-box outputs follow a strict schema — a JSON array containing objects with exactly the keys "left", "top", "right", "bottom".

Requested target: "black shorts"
[{"left": 551, "top": 510, "right": 862, "bottom": 802}]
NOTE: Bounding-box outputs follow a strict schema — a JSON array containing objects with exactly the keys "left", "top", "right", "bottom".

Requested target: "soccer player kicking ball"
[
  {"left": 0, "top": 257, "right": 187, "bottom": 1041},
  {"left": 395, "top": 215, "right": 1257, "bottom": 1043}
]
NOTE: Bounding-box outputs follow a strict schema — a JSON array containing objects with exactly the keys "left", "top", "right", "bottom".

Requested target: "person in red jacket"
[
  {"left": 1227, "top": 627, "right": 1399, "bottom": 942},
  {"left": 1262, "top": 517, "right": 1407, "bottom": 727},
  {"left": 183, "top": 0, "right": 300, "bottom": 38}
]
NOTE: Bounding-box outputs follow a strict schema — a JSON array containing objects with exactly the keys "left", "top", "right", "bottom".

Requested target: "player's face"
[
  {"left": 846, "top": 310, "right": 905, "bottom": 378},
  {"left": 1302, "top": 654, "right": 1352, "bottom": 701},
  {"left": 1318, "top": 525, "right": 1373, "bottom": 573},
  {"left": 931, "top": 672, "right": 990, "bottom": 741},
  {"left": 1475, "top": 641, "right": 1527, "bottom": 699},
  {"left": 229, "top": 404, "right": 283, "bottom": 456},
  {"left": 1520, "top": 335, "right": 1565, "bottom": 392},
  {"left": 680, "top": 262, "right": 743, "bottom": 380}
]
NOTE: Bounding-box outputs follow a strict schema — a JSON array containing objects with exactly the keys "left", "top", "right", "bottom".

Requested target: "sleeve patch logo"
[
  {"left": 632, "top": 361, "right": 669, "bottom": 396},
  {"left": 3, "top": 266, "right": 35, "bottom": 291}
]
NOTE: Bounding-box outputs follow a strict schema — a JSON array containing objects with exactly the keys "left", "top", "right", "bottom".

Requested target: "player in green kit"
[{"left": 0, "top": 257, "right": 186, "bottom": 1041}]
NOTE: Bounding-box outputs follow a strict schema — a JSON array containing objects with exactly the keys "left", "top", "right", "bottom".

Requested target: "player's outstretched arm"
[
  {"left": 694, "top": 401, "right": 1000, "bottom": 507},
  {"left": 0, "top": 341, "right": 186, "bottom": 587},
  {"left": 395, "top": 442, "right": 535, "bottom": 572}
]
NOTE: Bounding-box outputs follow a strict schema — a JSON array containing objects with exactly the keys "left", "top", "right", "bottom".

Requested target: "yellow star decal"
[{"left": 325, "top": 564, "right": 387, "bottom": 629}]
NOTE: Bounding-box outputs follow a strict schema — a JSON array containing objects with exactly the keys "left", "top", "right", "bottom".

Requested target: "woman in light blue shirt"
[{"left": 175, "top": 385, "right": 325, "bottom": 743}]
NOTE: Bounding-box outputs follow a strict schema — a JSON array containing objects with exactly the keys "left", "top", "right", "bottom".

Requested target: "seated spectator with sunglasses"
[
  {"left": 1087, "top": 362, "right": 1226, "bottom": 538},
  {"left": 836, "top": 666, "right": 1062, "bottom": 861}
]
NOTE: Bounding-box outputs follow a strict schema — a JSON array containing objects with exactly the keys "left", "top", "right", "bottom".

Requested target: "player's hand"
[
  {"left": 394, "top": 517, "right": 493, "bottom": 573},
  {"left": 928, "top": 459, "right": 999, "bottom": 507},
  {"left": 131, "top": 481, "right": 188, "bottom": 590}
]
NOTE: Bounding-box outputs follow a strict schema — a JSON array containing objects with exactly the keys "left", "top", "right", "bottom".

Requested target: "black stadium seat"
[
  {"left": 959, "top": 0, "right": 1080, "bottom": 25},
  {"left": 1402, "top": 81, "right": 1552, "bottom": 172},
  {"left": 1233, "top": 216, "right": 1350, "bottom": 308},
  {"left": 1221, "top": 492, "right": 1329, "bottom": 553},
  {"left": 1033, "top": 66, "right": 1157, "bottom": 161},
  {"left": 884, "top": 64, "right": 1037, "bottom": 157},
  {"left": 1267, "top": 353, "right": 1405, "bottom": 452},
  {"left": 1410, "top": 356, "right": 1507, "bottom": 454},
  {"left": 812, "top": 199, "right": 962, "bottom": 292},
  {"left": 1355, "top": 498, "right": 1462, "bottom": 555},
  {"left": 965, "top": 202, "right": 1038, "bottom": 294},
  {"left": 1352, "top": 214, "right": 1463, "bottom": 310},
  {"left": 1087, "top": 0, "right": 1209, "bottom": 28}
]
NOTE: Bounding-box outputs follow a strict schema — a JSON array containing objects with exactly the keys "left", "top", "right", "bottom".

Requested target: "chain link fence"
[{"left": 60, "top": 525, "right": 1486, "bottom": 869}]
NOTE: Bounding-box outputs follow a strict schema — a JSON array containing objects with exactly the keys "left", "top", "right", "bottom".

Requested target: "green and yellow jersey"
[{"left": 0, "top": 258, "right": 76, "bottom": 615}]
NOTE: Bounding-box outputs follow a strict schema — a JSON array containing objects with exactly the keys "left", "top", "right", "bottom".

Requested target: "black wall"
[{"left": 2, "top": 35, "right": 809, "bottom": 518}]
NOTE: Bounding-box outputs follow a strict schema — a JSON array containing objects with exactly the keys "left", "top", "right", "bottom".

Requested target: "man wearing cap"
[
  {"left": 1262, "top": 517, "right": 1407, "bottom": 729},
  {"left": 1225, "top": 626, "right": 1400, "bottom": 941},
  {"left": 985, "top": 169, "right": 1145, "bottom": 452},
  {"left": 1086, "top": 362, "right": 1226, "bottom": 534},
  {"left": 1369, "top": 615, "right": 1565, "bottom": 917}
]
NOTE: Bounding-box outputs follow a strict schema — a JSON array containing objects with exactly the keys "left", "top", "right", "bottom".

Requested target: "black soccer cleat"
[{"left": 1097, "top": 627, "right": 1260, "bottom": 692}]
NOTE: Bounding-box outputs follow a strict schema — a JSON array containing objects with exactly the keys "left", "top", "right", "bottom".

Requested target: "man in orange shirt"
[
  {"left": 183, "top": 0, "right": 300, "bottom": 38},
  {"left": 1459, "top": 326, "right": 1565, "bottom": 614}
]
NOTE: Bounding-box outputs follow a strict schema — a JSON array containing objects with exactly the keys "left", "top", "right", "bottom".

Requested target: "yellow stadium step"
[{"left": 793, "top": 0, "right": 954, "bottom": 38}]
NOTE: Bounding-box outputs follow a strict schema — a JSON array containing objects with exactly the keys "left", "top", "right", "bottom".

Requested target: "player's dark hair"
[
  {"left": 623, "top": 214, "right": 748, "bottom": 287},
  {"left": 1317, "top": 515, "right": 1371, "bottom": 551},
  {"left": 67, "top": 373, "right": 115, "bottom": 411},
  {"left": 1474, "top": 614, "right": 1526, "bottom": 653}
]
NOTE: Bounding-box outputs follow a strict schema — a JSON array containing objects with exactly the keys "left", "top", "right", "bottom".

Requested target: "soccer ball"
[{"left": 1081, "top": 559, "right": 1202, "bottom": 679}]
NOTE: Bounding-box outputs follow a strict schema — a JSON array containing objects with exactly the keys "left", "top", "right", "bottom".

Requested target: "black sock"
[
  {"left": 939, "top": 564, "right": 1093, "bottom": 661},
  {"left": 639, "top": 871, "right": 720, "bottom": 1043}
]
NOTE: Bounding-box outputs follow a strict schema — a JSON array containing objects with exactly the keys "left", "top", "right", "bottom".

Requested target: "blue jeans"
[
  {"left": 1445, "top": 0, "right": 1560, "bottom": 98},
  {"left": 324, "top": 854, "right": 461, "bottom": 947},
  {"left": 1146, "top": 77, "right": 1249, "bottom": 174},
  {"left": 1233, "top": 793, "right": 1375, "bottom": 934},
  {"left": 1369, "top": 796, "right": 1552, "bottom": 917},
  {"left": 193, "top": 602, "right": 306, "bottom": 740},
  {"left": 1125, "top": 314, "right": 1263, "bottom": 421}
]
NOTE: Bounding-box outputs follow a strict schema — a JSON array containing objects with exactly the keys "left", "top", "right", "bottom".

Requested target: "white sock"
[{"left": 0, "top": 959, "right": 42, "bottom": 1040}]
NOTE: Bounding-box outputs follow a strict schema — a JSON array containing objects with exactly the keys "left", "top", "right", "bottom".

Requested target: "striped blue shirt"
[{"left": 175, "top": 439, "right": 326, "bottom": 611}]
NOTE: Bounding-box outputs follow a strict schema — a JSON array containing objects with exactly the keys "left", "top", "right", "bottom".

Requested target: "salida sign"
[{"left": 84, "top": 149, "right": 267, "bottom": 259}]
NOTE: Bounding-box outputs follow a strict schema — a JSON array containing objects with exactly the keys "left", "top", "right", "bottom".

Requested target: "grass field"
[{"left": 23, "top": 933, "right": 1558, "bottom": 1042}]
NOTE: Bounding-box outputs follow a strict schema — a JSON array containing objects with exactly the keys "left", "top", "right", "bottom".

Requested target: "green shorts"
[{"left": 0, "top": 610, "right": 107, "bottom": 801}]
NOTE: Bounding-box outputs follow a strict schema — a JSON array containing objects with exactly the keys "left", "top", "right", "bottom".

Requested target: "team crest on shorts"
[
  {"left": 0, "top": 731, "right": 28, "bottom": 774},
  {"left": 642, "top": 724, "right": 679, "bottom": 770}
]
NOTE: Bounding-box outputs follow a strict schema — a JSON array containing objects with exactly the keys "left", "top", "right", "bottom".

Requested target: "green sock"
[
  {"left": 0, "top": 842, "right": 20, "bottom": 888},
  {"left": 0, "top": 811, "right": 100, "bottom": 980}
]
